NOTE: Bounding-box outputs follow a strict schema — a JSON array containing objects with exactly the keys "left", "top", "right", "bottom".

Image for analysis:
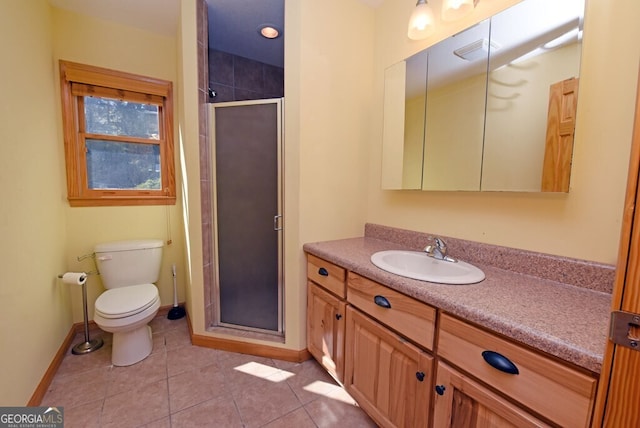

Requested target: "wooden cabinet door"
[
  {"left": 541, "top": 77, "right": 579, "bottom": 192},
  {"left": 344, "top": 306, "right": 432, "bottom": 428},
  {"left": 307, "top": 282, "right": 346, "bottom": 382},
  {"left": 432, "top": 362, "right": 551, "bottom": 428}
]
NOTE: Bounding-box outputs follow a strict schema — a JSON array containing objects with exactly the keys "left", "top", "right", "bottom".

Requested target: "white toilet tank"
[{"left": 94, "top": 239, "right": 163, "bottom": 289}]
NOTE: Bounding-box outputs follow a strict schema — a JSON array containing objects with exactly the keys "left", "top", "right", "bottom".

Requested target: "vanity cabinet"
[
  {"left": 306, "top": 255, "right": 347, "bottom": 382},
  {"left": 436, "top": 314, "right": 597, "bottom": 427},
  {"left": 344, "top": 306, "right": 433, "bottom": 428},
  {"left": 305, "top": 254, "right": 598, "bottom": 427}
]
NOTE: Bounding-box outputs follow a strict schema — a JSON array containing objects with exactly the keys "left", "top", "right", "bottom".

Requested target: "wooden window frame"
[{"left": 59, "top": 60, "right": 175, "bottom": 207}]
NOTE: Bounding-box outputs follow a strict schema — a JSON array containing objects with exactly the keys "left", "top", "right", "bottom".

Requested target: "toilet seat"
[{"left": 95, "top": 283, "right": 159, "bottom": 319}]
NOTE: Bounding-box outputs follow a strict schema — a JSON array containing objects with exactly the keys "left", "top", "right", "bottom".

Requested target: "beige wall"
[
  {"left": 294, "top": 0, "right": 375, "bottom": 345},
  {"left": 177, "top": 0, "right": 205, "bottom": 336},
  {"left": 0, "top": 0, "right": 71, "bottom": 405},
  {"left": 51, "top": 8, "right": 186, "bottom": 322},
  {"left": 296, "top": 0, "right": 374, "bottom": 245},
  {"left": 367, "top": 0, "right": 640, "bottom": 264}
]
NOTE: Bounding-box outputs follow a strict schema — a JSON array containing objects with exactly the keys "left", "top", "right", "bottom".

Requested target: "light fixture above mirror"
[
  {"left": 441, "top": 0, "right": 478, "bottom": 22},
  {"left": 407, "top": 0, "right": 436, "bottom": 40},
  {"left": 408, "top": 0, "right": 480, "bottom": 40}
]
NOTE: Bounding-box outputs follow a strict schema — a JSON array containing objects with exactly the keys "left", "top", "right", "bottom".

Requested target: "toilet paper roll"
[{"left": 62, "top": 272, "right": 87, "bottom": 286}]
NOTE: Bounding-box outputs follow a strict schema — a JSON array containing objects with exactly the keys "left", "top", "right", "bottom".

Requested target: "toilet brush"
[{"left": 168, "top": 264, "right": 185, "bottom": 320}]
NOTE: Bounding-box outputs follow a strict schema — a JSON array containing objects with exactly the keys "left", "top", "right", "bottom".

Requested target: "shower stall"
[{"left": 208, "top": 98, "right": 284, "bottom": 335}]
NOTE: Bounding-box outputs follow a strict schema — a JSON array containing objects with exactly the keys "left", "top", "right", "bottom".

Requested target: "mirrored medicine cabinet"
[{"left": 381, "top": 0, "right": 585, "bottom": 192}]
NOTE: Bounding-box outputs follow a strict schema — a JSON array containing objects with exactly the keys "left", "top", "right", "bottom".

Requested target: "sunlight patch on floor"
[{"left": 233, "top": 361, "right": 295, "bottom": 382}]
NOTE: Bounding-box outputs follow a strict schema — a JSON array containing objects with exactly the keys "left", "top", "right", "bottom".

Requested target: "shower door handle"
[{"left": 273, "top": 215, "right": 283, "bottom": 231}]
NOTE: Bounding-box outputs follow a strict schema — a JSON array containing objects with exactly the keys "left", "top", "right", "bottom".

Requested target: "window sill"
[{"left": 68, "top": 196, "right": 176, "bottom": 207}]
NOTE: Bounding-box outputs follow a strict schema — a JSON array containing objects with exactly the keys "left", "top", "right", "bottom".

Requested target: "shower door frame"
[{"left": 209, "top": 98, "right": 284, "bottom": 337}]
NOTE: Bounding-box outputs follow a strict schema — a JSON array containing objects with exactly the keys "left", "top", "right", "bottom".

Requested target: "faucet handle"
[
  {"left": 425, "top": 236, "right": 456, "bottom": 262},
  {"left": 427, "top": 235, "right": 447, "bottom": 249}
]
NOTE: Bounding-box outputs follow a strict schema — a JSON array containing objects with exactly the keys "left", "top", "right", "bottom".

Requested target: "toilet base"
[{"left": 111, "top": 325, "right": 153, "bottom": 366}]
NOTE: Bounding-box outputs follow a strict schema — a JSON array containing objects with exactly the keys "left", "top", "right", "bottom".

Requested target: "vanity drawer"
[
  {"left": 347, "top": 272, "right": 435, "bottom": 351},
  {"left": 437, "top": 314, "right": 597, "bottom": 428},
  {"left": 307, "top": 254, "right": 346, "bottom": 298}
]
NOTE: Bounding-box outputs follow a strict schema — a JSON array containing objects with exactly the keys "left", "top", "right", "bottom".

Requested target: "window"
[{"left": 59, "top": 61, "right": 175, "bottom": 206}]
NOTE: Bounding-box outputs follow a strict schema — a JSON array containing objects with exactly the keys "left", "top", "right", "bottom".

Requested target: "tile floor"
[{"left": 42, "top": 315, "right": 377, "bottom": 427}]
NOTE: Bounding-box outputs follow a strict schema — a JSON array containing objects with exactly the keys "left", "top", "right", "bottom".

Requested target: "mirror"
[
  {"left": 382, "top": 50, "right": 427, "bottom": 189},
  {"left": 482, "top": 0, "right": 583, "bottom": 191},
  {"left": 423, "top": 19, "right": 490, "bottom": 191},
  {"left": 381, "top": 0, "right": 585, "bottom": 192}
]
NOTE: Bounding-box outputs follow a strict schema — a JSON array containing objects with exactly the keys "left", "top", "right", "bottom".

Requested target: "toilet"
[{"left": 93, "top": 239, "right": 163, "bottom": 366}]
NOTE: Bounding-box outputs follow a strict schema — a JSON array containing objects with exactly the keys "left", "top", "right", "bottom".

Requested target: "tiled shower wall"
[
  {"left": 208, "top": 49, "right": 284, "bottom": 103},
  {"left": 196, "top": 0, "right": 214, "bottom": 326}
]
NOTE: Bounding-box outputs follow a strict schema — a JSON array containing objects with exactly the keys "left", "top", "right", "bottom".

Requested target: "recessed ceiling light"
[{"left": 258, "top": 25, "right": 281, "bottom": 39}]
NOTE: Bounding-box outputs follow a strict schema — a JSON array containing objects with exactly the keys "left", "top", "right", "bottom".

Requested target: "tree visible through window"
[
  {"left": 84, "top": 97, "right": 160, "bottom": 190},
  {"left": 59, "top": 61, "right": 175, "bottom": 207}
]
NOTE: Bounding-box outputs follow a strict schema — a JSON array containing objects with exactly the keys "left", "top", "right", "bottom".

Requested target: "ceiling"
[
  {"left": 206, "top": 0, "right": 284, "bottom": 67},
  {"left": 49, "top": 0, "right": 383, "bottom": 69}
]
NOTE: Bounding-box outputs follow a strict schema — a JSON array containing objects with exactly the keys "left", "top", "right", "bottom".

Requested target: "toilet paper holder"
[
  {"left": 58, "top": 270, "right": 103, "bottom": 355},
  {"left": 56, "top": 270, "right": 98, "bottom": 279}
]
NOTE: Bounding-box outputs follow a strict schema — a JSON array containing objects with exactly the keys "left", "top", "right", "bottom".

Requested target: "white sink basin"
[{"left": 370, "top": 250, "right": 485, "bottom": 285}]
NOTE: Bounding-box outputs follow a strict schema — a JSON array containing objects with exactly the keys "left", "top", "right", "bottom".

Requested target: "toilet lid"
[{"left": 95, "top": 283, "right": 159, "bottom": 319}]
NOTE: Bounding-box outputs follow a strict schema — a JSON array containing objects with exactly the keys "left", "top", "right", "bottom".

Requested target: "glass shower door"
[{"left": 210, "top": 99, "right": 283, "bottom": 334}]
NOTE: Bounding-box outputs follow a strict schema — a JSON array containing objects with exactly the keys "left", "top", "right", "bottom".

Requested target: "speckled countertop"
[{"left": 303, "top": 224, "right": 615, "bottom": 374}]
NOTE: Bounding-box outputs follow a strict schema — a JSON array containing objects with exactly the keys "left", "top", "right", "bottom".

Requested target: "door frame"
[{"left": 593, "top": 69, "right": 640, "bottom": 426}]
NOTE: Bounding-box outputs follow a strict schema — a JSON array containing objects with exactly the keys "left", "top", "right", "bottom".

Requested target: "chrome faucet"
[{"left": 424, "top": 236, "right": 456, "bottom": 262}]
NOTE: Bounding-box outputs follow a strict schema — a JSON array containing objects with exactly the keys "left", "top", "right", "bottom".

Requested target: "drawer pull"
[
  {"left": 482, "top": 350, "right": 520, "bottom": 375},
  {"left": 335, "top": 313, "right": 342, "bottom": 320},
  {"left": 435, "top": 385, "right": 446, "bottom": 395},
  {"left": 374, "top": 295, "right": 391, "bottom": 309},
  {"left": 318, "top": 267, "right": 329, "bottom": 276},
  {"left": 415, "top": 371, "right": 425, "bottom": 382}
]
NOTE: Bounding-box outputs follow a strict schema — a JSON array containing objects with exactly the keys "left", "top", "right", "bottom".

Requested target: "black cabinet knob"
[
  {"left": 318, "top": 267, "right": 329, "bottom": 276},
  {"left": 374, "top": 295, "right": 391, "bottom": 309},
  {"left": 415, "top": 372, "right": 425, "bottom": 382},
  {"left": 435, "top": 385, "right": 446, "bottom": 396},
  {"left": 482, "top": 350, "right": 519, "bottom": 375},
  {"left": 335, "top": 313, "right": 342, "bottom": 320}
]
